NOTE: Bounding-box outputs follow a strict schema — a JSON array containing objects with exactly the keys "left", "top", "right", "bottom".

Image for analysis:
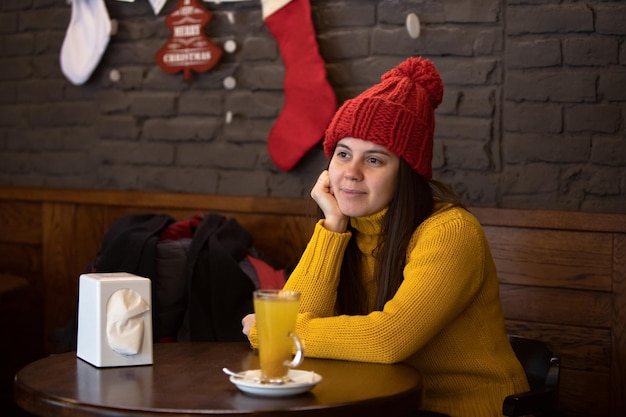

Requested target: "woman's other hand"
[
  {"left": 242, "top": 313, "right": 256, "bottom": 337},
  {"left": 311, "top": 170, "right": 348, "bottom": 232}
]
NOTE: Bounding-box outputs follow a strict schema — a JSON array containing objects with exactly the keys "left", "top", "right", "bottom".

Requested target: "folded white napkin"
[
  {"left": 148, "top": 0, "right": 167, "bottom": 15},
  {"left": 60, "top": 0, "right": 112, "bottom": 85},
  {"left": 106, "top": 288, "right": 151, "bottom": 356}
]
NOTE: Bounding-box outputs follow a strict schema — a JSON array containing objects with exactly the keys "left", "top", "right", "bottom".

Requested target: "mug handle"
[{"left": 283, "top": 332, "right": 304, "bottom": 368}]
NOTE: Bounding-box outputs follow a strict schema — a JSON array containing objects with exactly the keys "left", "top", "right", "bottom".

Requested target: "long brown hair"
[{"left": 335, "top": 159, "right": 464, "bottom": 315}]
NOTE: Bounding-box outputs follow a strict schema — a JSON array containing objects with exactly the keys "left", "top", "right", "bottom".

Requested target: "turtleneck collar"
[
  {"left": 350, "top": 208, "right": 387, "bottom": 236},
  {"left": 349, "top": 200, "right": 455, "bottom": 234}
]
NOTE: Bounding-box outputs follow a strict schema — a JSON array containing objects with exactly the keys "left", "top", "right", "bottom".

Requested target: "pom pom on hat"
[
  {"left": 323, "top": 57, "right": 443, "bottom": 180},
  {"left": 382, "top": 57, "right": 443, "bottom": 109}
]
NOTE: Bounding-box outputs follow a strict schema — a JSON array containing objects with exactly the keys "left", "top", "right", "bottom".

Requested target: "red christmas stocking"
[{"left": 262, "top": 0, "right": 337, "bottom": 171}]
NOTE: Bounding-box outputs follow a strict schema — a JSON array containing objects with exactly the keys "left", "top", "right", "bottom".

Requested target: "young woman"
[{"left": 243, "top": 57, "right": 529, "bottom": 417}]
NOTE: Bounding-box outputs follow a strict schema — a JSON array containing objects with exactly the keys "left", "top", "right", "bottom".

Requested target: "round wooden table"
[{"left": 14, "top": 342, "right": 422, "bottom": 417}]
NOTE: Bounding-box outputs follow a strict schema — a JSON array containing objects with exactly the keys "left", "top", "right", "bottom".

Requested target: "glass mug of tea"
[{"left": 253, "top": 289, "right": 304, "bottom": 383}]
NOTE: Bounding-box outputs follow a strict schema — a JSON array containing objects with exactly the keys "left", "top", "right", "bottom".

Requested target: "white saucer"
[{"left": 229, "top": 369, "right": 322, "bottom": 397}]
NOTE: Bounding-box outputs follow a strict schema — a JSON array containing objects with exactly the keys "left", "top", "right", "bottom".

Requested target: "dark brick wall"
[{"left": 0, "top": 0, "right": 624, "bottom": 213}]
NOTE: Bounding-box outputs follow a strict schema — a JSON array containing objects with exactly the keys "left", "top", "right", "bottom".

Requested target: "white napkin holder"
[{"left": 77, "top": 272, "right": 153, "bottom": 367}]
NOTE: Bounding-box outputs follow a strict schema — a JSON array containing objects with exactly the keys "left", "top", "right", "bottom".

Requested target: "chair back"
[{"left": 507, "top": 335, "right": 560, "bottom": 391}]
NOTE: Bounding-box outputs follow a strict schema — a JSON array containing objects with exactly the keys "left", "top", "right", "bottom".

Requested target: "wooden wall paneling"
[
  {"left": 0, "top": 243, "right": 42, "bottom": 289},
  {"left": 105, "top": 206, "right": 198, "bottom": 224},
  {"left": 41, "top": 202, "right": 107, "bottom": 353},
  {"left": 611, "top": 233, "right": 626, "bottom": 417},
  {"left": 499, "top": 285, "right": 611, "bottom": 328},
  {"left": 560, "top": 368, "right": 610, "bottom": 417},
  {"left": 265, "top": 215, "right": 314, "bottom": 268},
  {"left": 73, "top": 203, "right": 110, "bottom": 275},
  {"left": 485, "top": 226, "right": 613, "bottom": 291},
  {"left": 0, "top": 188, "right": 312, "bottom": 216},
  {"left": 0, "top": 201, "right": 41, "bottom": 244},
  {"left": 555, "top": 327, "right": 612, "bottom": 374},
  {"left": 505, "top": 319, "right": 611, "bottom": 372},
  {"left": 42, "top": 202, "right": 76, "bottom": 353},
  {"left": 231, "top": 214, "right": 314, "bottom": 269},
  {"left": 473, "top": 207, "right": 626, "bottom": 233}
]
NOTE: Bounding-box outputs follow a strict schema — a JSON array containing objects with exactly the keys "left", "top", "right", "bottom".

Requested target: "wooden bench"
[{"left": 0, "top": 187, "right": 624, "bottom": 417}]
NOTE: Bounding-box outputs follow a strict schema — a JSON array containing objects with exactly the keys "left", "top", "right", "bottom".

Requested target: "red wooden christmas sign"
[{"left": 156, "top": 0, "right": 222, "bottom": 81}]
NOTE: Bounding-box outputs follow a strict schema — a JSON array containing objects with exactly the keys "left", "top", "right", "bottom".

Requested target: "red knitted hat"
[{"left": 323, "top": 57, "right": 443, "bottom": 180}]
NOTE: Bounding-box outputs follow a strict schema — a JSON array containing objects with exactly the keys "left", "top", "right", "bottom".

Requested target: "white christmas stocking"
[{"left": 60, "top": 0, "right": 112, "bottom": 85}]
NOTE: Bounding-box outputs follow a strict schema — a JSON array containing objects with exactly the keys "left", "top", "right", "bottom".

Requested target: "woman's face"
[{"left": 328, "top": 137, "right": 400, "bottom": 218}]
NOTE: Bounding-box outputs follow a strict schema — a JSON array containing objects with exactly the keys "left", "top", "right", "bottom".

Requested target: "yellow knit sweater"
[{"left": 250, "top": 204, "right": 528, "bottom": 416}]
